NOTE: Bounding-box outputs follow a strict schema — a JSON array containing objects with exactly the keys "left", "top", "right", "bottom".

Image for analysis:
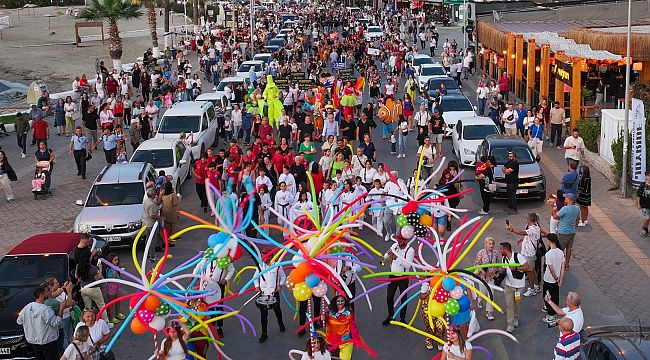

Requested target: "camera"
[{"left": 547, "top": 321, "right": 558, "bottom": 328}]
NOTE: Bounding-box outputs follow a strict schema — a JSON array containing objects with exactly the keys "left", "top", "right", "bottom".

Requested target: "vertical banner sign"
[{"left": 631, "top": 98, "right": 646, "bottom": 187}]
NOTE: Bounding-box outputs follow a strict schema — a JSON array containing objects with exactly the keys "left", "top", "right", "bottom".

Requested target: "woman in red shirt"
[{"left": 310, "top": 162, "right": 324, "bottom": 196}]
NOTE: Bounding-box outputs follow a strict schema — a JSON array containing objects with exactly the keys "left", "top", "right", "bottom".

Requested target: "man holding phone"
[
  {"left": 499, "top": 242, "right": 529, "bottom": 333},
  {"left": 503, "top": 151, "right": 519, "bottom": 214}
]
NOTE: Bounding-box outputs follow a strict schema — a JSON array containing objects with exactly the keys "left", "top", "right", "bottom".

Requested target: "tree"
[
  {"left": 144, "top": 0, "right": 160, "bottom": 57},
  {"left": 79, "top": 0, "right": 142, "bottom": 71},
  {"left": 163, "top": 0, "right": 170, "bottom": 50}
]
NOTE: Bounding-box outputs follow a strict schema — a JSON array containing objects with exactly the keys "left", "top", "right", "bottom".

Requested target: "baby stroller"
[{"left": 32, "top": 160, "right": 52, "bottom": 199}]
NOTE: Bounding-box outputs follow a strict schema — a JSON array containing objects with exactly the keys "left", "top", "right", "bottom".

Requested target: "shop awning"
[{"left": 521, "top": 31, "right": 622, "bottom": 61}]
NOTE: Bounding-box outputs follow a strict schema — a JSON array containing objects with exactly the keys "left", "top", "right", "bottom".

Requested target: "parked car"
[
  {"left": 364, "top": 26, "right": 384, "bottom": 42},
  {"left": 0, "top": 233, "right": 109, "bottom": 359},
  {"left": 130, "top": 138, "right": 191, "bottom": 192},
  {"left": 410, "top": 54, "right": 435, "bottom": 75},
  {"left": 581, "top": 325, "right": 650, "bottom": 359},
  {"left": 154, "top": 101, "right": 218, "bottom": 158},
  {"left": 268, "top": 37, "right": 286, "bottom": 47},
  {"left": 451, "top": 116, "right": 499, "bottom": 167},
  {"left": 475, "top": 134, "right": 546, "bottom": 200},
  {"left": 439, "top": 94, "right": 476, "bottom": 136},
  {"left": 215, "top": 76, "right": 247, "bottom": 95},
  {"left": 417, "top": 64, "right": 448, "bottom": 92},
  {"left": 195, "top": 91, "right": 233, "bottom": 119},
  {"left": 263, "top": 45, "right": 281, "bottom": 53},
  {"left": 426, "top": 77, "right": 461, "bottom": 98},
  {"left": 74, "top": 162, "right": 157, "bottom": 246},
  {"left": 253, "top": 53, "right": 273, "bottom": 64},
  {"left": 236, "top": 60, "right": 266, "bottom": 80}
]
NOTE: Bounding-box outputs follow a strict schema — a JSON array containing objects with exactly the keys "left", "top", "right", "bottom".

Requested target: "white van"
[{"left": 154, "top": 101, "right": 217, "bottom": 159}]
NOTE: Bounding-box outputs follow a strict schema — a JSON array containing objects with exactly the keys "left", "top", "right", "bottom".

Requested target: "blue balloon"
[
  {"left": 450, "top": 309, "right": 471, "bottom": 325},
  {"left": 458, "top": 295, "right": 471, "bottom": 312},
  {"left": 416, "top": 206, "right": 426, "bottom": 215},
  {"left": 208, "top": 233, "right": 229, "bottom": 248},
  {"left": 305, "top": 274, "right": 321, "bottom": 288},
  {"left": 442, "top": 277, "right": 456, "bottom": 291}
]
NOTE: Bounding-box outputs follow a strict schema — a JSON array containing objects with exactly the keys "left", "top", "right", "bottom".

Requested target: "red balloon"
[
  {"left": 401, "top": 201, "right": 419, "bottom": 215},
  {"left": 434, "top": 288, "right": 451, "bottom": 303},
  {"left": 293, "top": 215, "right": 317, "bottom": 235},
  {"left": 231, "top": 246, "right": 244, "bottom": 261},
  {"left": 129, "top": 293, "right": 145, "bottom": 310}
]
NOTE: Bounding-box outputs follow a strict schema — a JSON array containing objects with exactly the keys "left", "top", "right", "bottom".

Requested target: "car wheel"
[{"left": 538, "top": 190, "right": 547, "bottom": 202}]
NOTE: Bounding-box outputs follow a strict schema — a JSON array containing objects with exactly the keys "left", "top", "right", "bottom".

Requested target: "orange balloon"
[
  {"left": 130, "top": 317, "right": 148, "bottom": 334},
  {"left": 296, "top": 262, "right": 311, "bottom": 277},
  {"left": 419, "top": 214, "right": 433, "bottom": 227},
  {"left": 143, "top": 296, "right": 160, "bottom": 311},
  {"left": 289, "top": 269, "right": 307, "bottom": 284},
  {"left": 429, "top": 275, "right": 443, "bottom": 289}
]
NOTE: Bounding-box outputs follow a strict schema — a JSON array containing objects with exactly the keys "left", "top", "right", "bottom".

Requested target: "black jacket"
[{"left": 0, "top": 157, "right": 17, "bottom": 182}]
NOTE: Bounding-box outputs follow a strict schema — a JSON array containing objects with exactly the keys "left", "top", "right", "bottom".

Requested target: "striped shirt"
[{"left": 554, "top": 331, "right": 581, "bottom": 360}]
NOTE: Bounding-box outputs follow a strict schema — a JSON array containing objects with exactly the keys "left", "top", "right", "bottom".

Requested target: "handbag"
[{"left": 89, "top": 333, "right": 115, "bottom": 360}]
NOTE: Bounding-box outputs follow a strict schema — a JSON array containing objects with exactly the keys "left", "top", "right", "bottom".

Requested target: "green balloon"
[
  {"left": 216, "top": 257, "right": 231, "bottom": 270},
  {"left": 331, "top": 245, "right": 344, "bottom": 253},
  {"left": 444, "top": 298, "right": 460, "bottom": 316},
  {"left": 155, "top": 303, "right": 171, "bottom": 316},
  {"left": 204, "top": 248, "right": 215, "bottom": 259},
  {"left": 397, "top": 214, "right": 408, "bottom": 227}
]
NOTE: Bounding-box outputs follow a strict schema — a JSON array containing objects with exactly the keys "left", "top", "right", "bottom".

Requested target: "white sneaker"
[
  {"left": 108, "top": 322, "right": 115, "bottom": 329},
  {"left": 476, "top": 301, "right": 483, "bottom": 309},
  {"left": 486, "top": 311, "right": 495, "bottom": 321},
  {"left": 578, "top": 221, "right": 586, "bottom": 227},
  {"left": 384, "top": 233, "right": 391, "bottom": 242},
  {"left": 534, "top": 285, "right": 541, "bottom": 294},
  {"left": 478, "top": 210, "right": 488, "bottom": 215},
  {"left": 426, "top": 345, "right": 434, "bottom": 350},
  {"left": 583, "top": 220, "right": 588, "bottom": 225},
  {"left": 556, "top": 146, "right": 562, "bottom": 150},
  {"left": 21, "top": 153, "right": 26, "bottom": 158},
  {"left": 523, "top": 288, "right": 537, "bottom": 297}
]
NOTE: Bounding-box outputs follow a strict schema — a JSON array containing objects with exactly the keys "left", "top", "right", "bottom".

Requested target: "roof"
[
  {"left": 241, "top": 60, "right": 264, "bottom": 65},
  {"left": 195, "top": 91, "right": 228, "bottom": 101},
  {"left": 7, "top": 233, "right": 82, "bottom": 256},
  {"left": 134, "top": 138, "right": 180, "bottom": 151},
  {"left": 421, "top": 63, "right": 444, "bottom": 68},
  {"left": 162, "top": 101, "right": 211, "bottom": 116},
  {"left": 519, "top": 31, "right": 621, "bottom": 61},
  {"left": 584, "top": 326, "right": 650, "bottom": 358},
  {"left": 485, "top": 134, "right": 528, "bottom": 146},
  {"left": 459, "top": 116, "right": 498, "bottom": 125},
  {"left": 412, "top": 54, "right": 433, "bottom": 59},
  {"left": 97, "top": 162, "right": 149, "bottom": 184},
  {"left": 220, "top": 76, "right": 246, "bottom": 83}
]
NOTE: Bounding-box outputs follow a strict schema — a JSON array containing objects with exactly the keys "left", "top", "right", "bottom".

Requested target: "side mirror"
[
  {"left": 179, "top": 159, "right": 188, "bottom": 165},
  {"left": 76, "top": 200, "right": 84, "bottom": 206}
]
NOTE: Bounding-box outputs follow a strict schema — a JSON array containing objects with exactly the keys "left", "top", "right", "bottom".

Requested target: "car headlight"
[
  {"left": 128, "top": 221, "right": 143, "bottom": 230},
  {"left": 463, "top": 148, "right": 475, "bottom": 155},
  {"left": 77, "top": 224, "right": 92, "bottom": 233}
]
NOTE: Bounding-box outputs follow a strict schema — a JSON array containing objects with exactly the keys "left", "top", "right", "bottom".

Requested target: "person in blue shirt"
[
  {"left": 515, "top": 103, "right": 527, "bottom": 138},
  {"left": 553, "top": 192, "right": 579, "bottom": 270},
  {"left": 96, "top": 127, "right": 118, "bottom": 164},
  {"left": 527, "top": 116, "right": 544, "bottom": 158},
  {"left": 561, "top": 161, "right": 579, "bottom": 196}
]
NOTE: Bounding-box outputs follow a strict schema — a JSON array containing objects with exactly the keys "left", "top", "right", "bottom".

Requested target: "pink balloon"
[
  {"left": 450, "top": 286, "right": 464, "bottom": 300},
  {"left": 137, "top": 309, "right": 154, "bottom": 323}
]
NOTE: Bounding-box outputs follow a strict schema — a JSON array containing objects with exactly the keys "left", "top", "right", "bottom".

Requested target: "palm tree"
[
  {"left": 144, "top": 0, "right": 160, "bottom": 57},
  {"left": 163, "top": 0, "right": 170, "bottom": 50},
  {"left": 79, "top": 0, "right": 142, "bottom": 71}
]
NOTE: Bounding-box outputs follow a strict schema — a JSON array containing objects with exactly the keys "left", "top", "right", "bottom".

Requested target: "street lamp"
[
  {"left": 621, "top": 0, "right": 632, "bottom": 197},
  {"left": 176, "top": 0, "right": 187, "bottom": 27}
]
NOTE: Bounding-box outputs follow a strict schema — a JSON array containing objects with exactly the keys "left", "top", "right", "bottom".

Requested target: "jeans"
[
  {"left": 382, "top": 122, "right": 394, "bottom": 138},
  {"left": 104, "top": 147, "right": 117, "bottom": 164},
  {"left": 543, "top": 281, "right": 560, "bottom": 316},
  {"left": 397, "top": 131, "right": 407, "bottom": 156},
  {"left": 503, "top": 284, "right": 523, "bottom": 326},
  {"left": 550, "top": 123, "right": 563, "bottom": 147},
  {"left": 477, "top": 98, "right": 486, "bottom": 116},
  {"left": 243, "top": 127, "right": 251, "bottom": 144},
  {"left": 73, "top": 149, "right": 87, "bottom": 176},
  {"left": 0, "top": 174, "right": 14, "bottom": 201},
  {"left": 386, "top": 276, "right": 409, "bottom": 320},
  {"left": 80, "top": 287, "right": 109, "bottom": 321},
  {"left": 233, "top": 124, "right": 242, "bottom": 140},
  {"left": 58, "top": 316, "right": 73, "bottom": 352},
  {"left": 17, "top": 133, "right": 27, "bottom": 154},
  {"left": 196, "top": 182, "right": 208, "bottom": 209},
  {"left": 506, "top": 182, "right": 518, "bottom": 211},
  {"left": 224, "top": 130, "right": 233, "bottom": 141},
  {"left": 259, "top": 292, "right": 284, "bottom": 334}
]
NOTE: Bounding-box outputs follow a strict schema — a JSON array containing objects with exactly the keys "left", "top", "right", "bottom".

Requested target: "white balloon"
[
  {"left": 226, "top": 237, "right": 238, "bottom": 250},
  {"left": 216, "top": 247, "right": 230, "bottom": 258},
  {"left": 400, "top": 225, "right": 415, "bottom": 239},
  {"left": 149, "top": 315, "right": 166, "bottom": 331}
]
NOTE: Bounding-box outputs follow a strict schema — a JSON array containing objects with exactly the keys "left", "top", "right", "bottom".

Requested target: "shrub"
[
  {"left": 612, "top": 130, "right": 650, "bottom": 190},
  {"left": 576, "top": 118, "right": 600, "bottom": 153}
]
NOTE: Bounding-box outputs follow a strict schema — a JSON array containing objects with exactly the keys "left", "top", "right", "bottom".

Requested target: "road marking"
[{"left": 541, "top": 154, "right": 650, "bottom": 278}]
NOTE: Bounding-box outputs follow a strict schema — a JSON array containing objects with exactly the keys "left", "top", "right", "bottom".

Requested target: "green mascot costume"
[{"left": 263, "top": 75, "right": 284, "bottom": 128}]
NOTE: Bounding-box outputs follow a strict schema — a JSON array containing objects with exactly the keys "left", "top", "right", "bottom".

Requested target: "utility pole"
[
  {"left": 621, "top": 0, "right": 632, "bottom": 197},
  {"left": 250, "top": 0, "right": 254, "bottom": 58}
]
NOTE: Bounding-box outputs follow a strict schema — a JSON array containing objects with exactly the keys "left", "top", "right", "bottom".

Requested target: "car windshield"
[
  {"left": 238, "top": 63, "right": 263, "bottom": 72},
  {"left": 216, "top": 81, "right": 241, "bottom": 91},
  {"left": 429, "top": 79, "right": 458, "bottom": 90},
  {"left": 413, "top": 57, "right": 434, "bottom": 67},
  {"left": 463, "top": 125, "right": 497, "bottom": 140},
  {"left": 420, "top": 66, "right": 446, "bottom": 76},
  {"left": 368, "top": 27, "right": 382, "bottom": 33},
  {"left": 85, "top": 182, "right": 145, "bottom": 207},
  {"left": 131, "top": 149, "right": 174, "bottom": 168},
  {"left": 269, "top": 38, "right": 285, "bottom": 46},
  {"left": 491, "top": 146, "right": 535, "bottom": 165},
  {"left": 0, "top": 255, "right": 67, "bottom": 287},
  {"left": 443, "top": 98, "right": 473, "bottom": 112},
  {"left": 158, "top": 115, "right": 200, "bottom": 133}
]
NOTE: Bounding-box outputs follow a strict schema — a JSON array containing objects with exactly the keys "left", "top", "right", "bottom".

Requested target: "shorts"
[
  {"left": 557, "top": 233, "right": 575, "bottom": 250},
  {"left": 434, "top": 215, "right": 447, "bottom": 226},
  {"left": 642, "top": 208, "right": 650, "bottom": 219},
  {"left": 105, "top": 283, "right": 120, "bottom": 296},
  {"left": 431, "top": 134, "right": 444, "bottom": 144},
  {"left": 525, "top": 255, "right": 536, "bottom": 268}
]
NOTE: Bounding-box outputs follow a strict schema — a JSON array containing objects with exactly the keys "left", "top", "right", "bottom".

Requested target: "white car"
[
  {"left": 253, "top": 53, "right": 273, "bottom": 64},
  {"left": 439, "top": 95, "right": 476, "bottom": 136},
  {"left": 154, "top": 101, "right": 218, "bottom": 159},
  {"left": 410, "top": 54, "right": 435, "bottom": 75},
  {"left": 364, "top": 26, "right": 383, "bottom": 42},
  {"left": 417, "top": 64, "right": 447, "bottom": 92},
  {"left": 236, "top": 60, "right": 265, "bottom": 80},
  {"left": 278, "top": 28, "right": 294, "bottom": 37},
  {"left": 215, "top": 76, "right": 247, "bottom": 96},
  {"left": 451, "top": 116, "right": 499, "bottom": 167},
  {"left": 130, "top": 138, "right": 192, "bottom": 191},
  {"left": 195, "top": 91, "right": 232, "bottom": 119}
]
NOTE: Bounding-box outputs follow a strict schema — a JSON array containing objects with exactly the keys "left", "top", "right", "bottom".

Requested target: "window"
[
  {"left": 491, "top": 146, "right": 535, "bottom": 165},
  {"left": 413, "top": 57, "right": 434, "bottom": 68},
  {"left": 428, "top": 78, "right": 458, "bottom": 91},
  {"left": 463, "top": 125, "right": 497, "bottom": 140},
  {"left": 201, "top": 114, "right": 209, "bottom": 131},
  {"left": 131, "top": 149, "right": 174, "bottom": 168},
  {"left": 206, "top": 106, "right": 216, "bottom": 122},
  {"left": 158, "top": 115, "right": 201, "bottom": 133},
  {"left": 0, "top": 255, "right": 67, "bottom": 287},
  {"left": 588, "top": 343, "right": 617, "bottom": 360},
  {"left": 85, "top": 182, "right": 145, "bottom": 207},
  {"left": 442, "top": 98, "right": 473, "bottom": 112},
  {"left": 420, "top": 66, "right": 446, "bottom": 76}
]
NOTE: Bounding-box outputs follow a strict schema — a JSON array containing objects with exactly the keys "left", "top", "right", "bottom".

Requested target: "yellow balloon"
[
  {"left": 428, "top": 301, "right": 445, "bottom": 318},
  {"left": 420, "top": 214, "right": 433, "bottom": 227},
  {"left": 293, "top": 282, "right": 312, "bottom": 302}
]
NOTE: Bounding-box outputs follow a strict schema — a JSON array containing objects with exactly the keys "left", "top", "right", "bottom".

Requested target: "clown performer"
[
  {"left": 339, "top": 81, "right": 360, "bottom": 120},
  {"left": 312, "top": 91, "right": 325, "bottom": 139},
  {"left": 321, "top": 295, "right": 376, "bottom": 360},
  {"left": 419, "top": 283, "right": 446, "bottom": 351},
  {"left": 263, "top": 75, "right": 284, "bottom": 128},
  {"left": 192, "top": 248, "right": 235, "bottom": 338}
]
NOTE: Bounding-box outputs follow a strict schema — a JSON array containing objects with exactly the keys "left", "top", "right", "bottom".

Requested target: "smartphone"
[{"left": 505, "top": 219, "right": 510, "bottom": 226}]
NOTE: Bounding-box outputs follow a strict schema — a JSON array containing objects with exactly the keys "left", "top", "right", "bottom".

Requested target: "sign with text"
[
  {"left": 332, "top": 61, "right": 346, "bottom": 70},
  {"left": 551, "top": 60, "right": 572, "bottom": 86},
  {"left": 367, "top": 48, "right": 380, "bottom": 56},
  {"left": 274, "top": 78, "right": 289, "bottom": 90},
  {"left": 631, "top": 98, "right": 646, "bottom": 188},
  {"left": 339, "top": 69, "right": 355, "bottom": 82}
]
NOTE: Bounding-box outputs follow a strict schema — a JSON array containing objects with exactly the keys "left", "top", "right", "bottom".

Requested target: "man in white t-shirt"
[
  {"left": 500, "top": 241, "right": 529, "bottom": 333},
  {"left": 544, "top": 291, "right": 584, "bottom": 333},
  {"left": 416, "top": 136, "right": 438, "bottom": 184},
  {"left": 542, "top": 234, "right": 565, "bottom": 323},
  {"left": 507, "top": 212, "right": 543, "bottom": 297},
  {"left": 501, "top": 103, "right": 518, "bottom": 136},
  {"left": 563, "top": 128, "right": 585, "bottom": 166}
]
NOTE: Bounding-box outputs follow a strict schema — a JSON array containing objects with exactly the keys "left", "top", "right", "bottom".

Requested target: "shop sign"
[{"left": 551, "top": 60, "right": 572, "bottom": 86}]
